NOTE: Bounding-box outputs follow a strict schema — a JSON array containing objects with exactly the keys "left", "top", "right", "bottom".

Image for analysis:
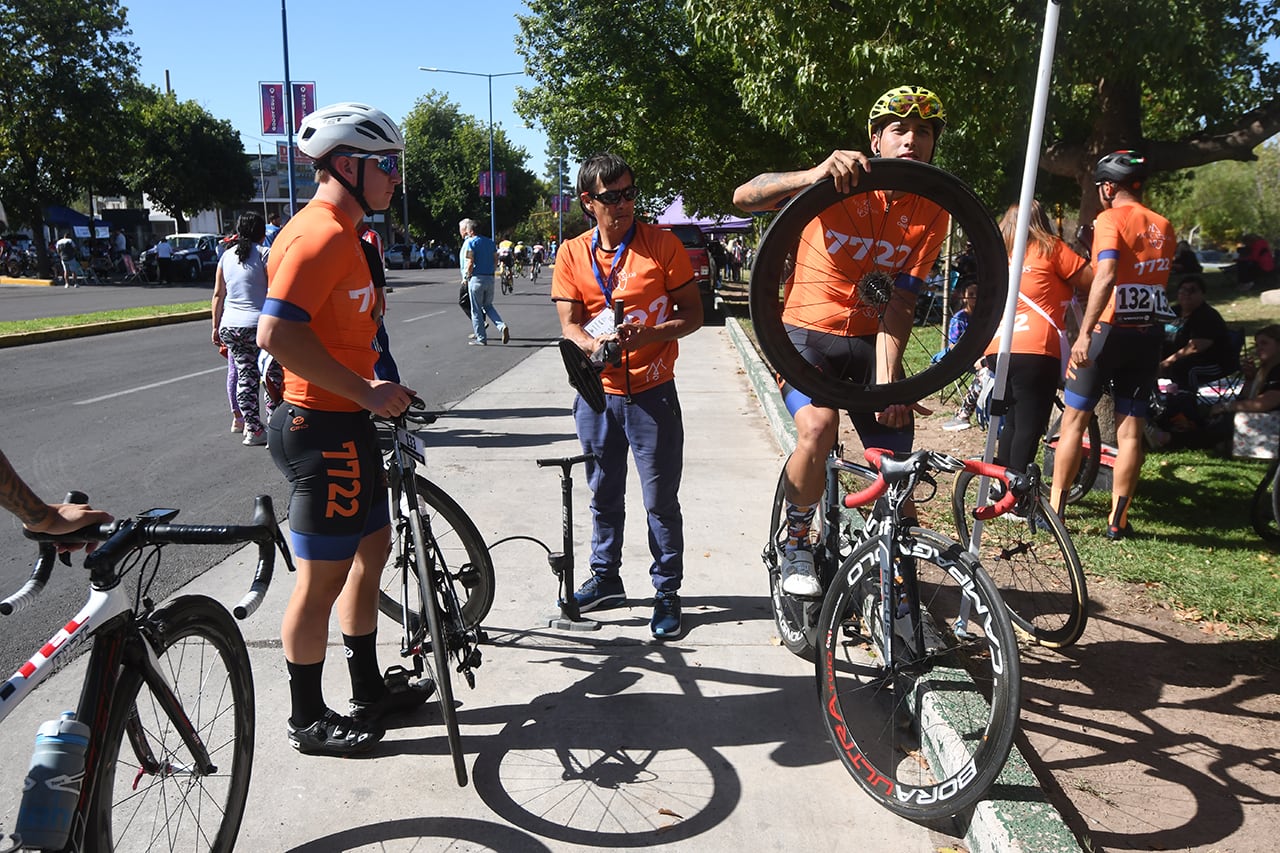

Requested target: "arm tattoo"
[
  {"left": 0, "top": 450, "right": 51, "bottom": 527},
  {"left": 738, "top": 173, "right": 799, "bottom": 208}
]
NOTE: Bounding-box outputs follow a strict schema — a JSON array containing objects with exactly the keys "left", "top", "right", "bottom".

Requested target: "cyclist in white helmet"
[{"left": 258, "top": 102, "right": 433, "bottom": 757}]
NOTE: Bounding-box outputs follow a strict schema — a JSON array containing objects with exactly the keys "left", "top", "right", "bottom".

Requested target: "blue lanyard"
[{"left": 590, "top": 224, "right": 636, "bottom": 308}]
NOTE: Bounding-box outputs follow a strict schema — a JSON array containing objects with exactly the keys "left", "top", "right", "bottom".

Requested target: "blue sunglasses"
[{"left": 340, "top": 151, "right": 400, "bottom": 178}]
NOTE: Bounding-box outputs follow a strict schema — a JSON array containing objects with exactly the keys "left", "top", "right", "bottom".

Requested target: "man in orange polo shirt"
[{"left": 552, "top": 152, "right": 703, "bottom": 639}]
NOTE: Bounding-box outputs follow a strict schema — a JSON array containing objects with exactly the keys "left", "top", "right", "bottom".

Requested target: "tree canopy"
[
  {"left": 400, "top": 91, "right": 539, "bottom": 243},
  {"left": 516, "top": 0, "right": 1280, "bottom": 227},
  {"left": 125, "top": 87, "right": 254, "bottom": 232}
]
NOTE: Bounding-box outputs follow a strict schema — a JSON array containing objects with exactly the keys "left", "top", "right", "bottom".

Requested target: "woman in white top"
[{"left": 212, "top": 212, "right": 282, "bottom": 446}]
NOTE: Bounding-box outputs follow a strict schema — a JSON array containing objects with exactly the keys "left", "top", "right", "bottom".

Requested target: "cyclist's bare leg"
[
  {"left": 336, "top": 524, "right": 393, "bottom": 636},
  {"left": 785, "top": 403, "right": 840, "bottom": 506},
  {"left": 282, "top": 557, "right": 355, "bottom": 664},
  {"left": 1049, "top": 405, "right": 1092, "bottom": 515},
  {"left": 1110, "top": 414, "right": 1145, "bottom": 529}
]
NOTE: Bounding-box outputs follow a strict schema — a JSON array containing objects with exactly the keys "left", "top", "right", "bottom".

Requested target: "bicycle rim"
[
  {"left": 953, "top": 471, "right": 1088, "bottom": 647},
  {"left": 408, "top": 507, "right": 468, "bottom": 787},
  {"left": 1040, "top": 406, "right": 1102, "bottom": 504},
  {"left": 1251, "top": 460, "right": 1280, "bottom": 543},
  {"left": 379, "top": 475, "right": 494, "bottom": 632},
  {"left": 766, "top": 462, "right": 823, "bottom": 660},
  {"left": 749, "top": 161, "right": 1006, "bottom": 411},
  {"left": 817, "top": 529, "right": 1020, "bottom": 819},
  {"left": 88, "top": 596, "right": 253, "bottom": 852}
]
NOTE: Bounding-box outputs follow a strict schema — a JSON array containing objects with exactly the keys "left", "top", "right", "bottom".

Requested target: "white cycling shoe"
[{"left": 780, "top": 548, "right": 822, "bottom": 598}]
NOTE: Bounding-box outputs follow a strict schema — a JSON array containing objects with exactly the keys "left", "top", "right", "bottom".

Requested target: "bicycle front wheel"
[
  {"left": 816, "top": 529, "right": 1020, "bottom": 819},
  {"left": 1040, "top": 403, "right": 1102, "bottom": 505},
  {"left": 952, "top": 470, "right": 1089, "bottom": 647},
  {"left": 749, "top": 160, "right": 1006, "bottom": 412},
  {"left": 379, "top": 475, "right": 495, "bottom": 633},
  {"left": 88, "top": 595, "right": 254, "bottom": 852}
]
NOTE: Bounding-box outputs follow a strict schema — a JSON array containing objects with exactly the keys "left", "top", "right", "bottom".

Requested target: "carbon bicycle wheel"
[
  {"left": 407, "top": 500, "right": 468, "bottom": 786},
  {"left": 952, "top": 470, "right": 1089, "bottom": 647},
  {"left": 816, "top": 528, "right": 1020, "bottom": 819},
  {"left": 749, "top": 160, "right": 1006, "bottom": 412},
  {"left": 1039, "top": 401, "right": 1102, "bottom": 504},
  {"left": 1251, "top": 459, "right": 1280, "bottom": 543},
  {"left": 379, "top": 475, "right": 495, "bottom": 634},
  {"left": 88, "top": 595, "right": 253, "bottom": 852}
]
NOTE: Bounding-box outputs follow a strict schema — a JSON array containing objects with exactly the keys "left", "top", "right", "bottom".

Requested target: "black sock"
[
  {"left": 286, "top": 659, "right": 326, "bottom": 728},
  {"left": 343, "top": 630, "right": 385, "bottom": 705}
]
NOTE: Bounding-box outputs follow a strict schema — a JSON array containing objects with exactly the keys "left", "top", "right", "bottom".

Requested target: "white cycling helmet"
[{"left": 297, "top": 102, "right": 404, "bottom": 160}]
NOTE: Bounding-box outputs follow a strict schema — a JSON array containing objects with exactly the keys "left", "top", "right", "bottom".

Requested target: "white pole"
[{"left": 968, "top": 0, "right": 1064, "bottom": 556}]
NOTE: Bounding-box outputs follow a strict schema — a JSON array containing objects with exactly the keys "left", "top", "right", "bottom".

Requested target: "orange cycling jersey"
[
  {"left": 986, "top": 239, "right": 1087, "bottom": 359},
  {"left": 1093, "top": 202, "right": 1176, "bottom": 327},
  {"left": 782, "top": 192, "right": 949, "bottom": 336},
  {"left": 265, "top": 200, "right": 379, "bottom": 412},
  {"left": 552, "top": 222, "right": 694, "bottom": 395}
]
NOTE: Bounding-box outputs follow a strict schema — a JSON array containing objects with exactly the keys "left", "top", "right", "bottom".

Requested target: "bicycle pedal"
[{"left": 458, "top": 567, "right": 481, "bottom": 589}]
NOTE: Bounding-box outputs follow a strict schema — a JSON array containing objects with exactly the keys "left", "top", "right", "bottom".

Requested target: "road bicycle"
[
  {"left": 373, "top": 402, "right": 495, "bottom": 787},
  {"left": 1040, "top": 392, "right": 1105, "bottom": 505},
  {"left": 1, "top": 494, "right": 290, "bottom": 853},
  {"left": 500, "top": 265, "right": 515, "bottom": 296},
  {"left": 748, "top": 159, "right": 1007, "bottom": 412},
  {"left": 530, "top": 258, "right": 542, "bottom": 284},
  {"left": 808, "top": 448, "right": 1023, "bottom": 819},
  {"left": 950, "top": 461, "right": 1089, "bottom": 648}
]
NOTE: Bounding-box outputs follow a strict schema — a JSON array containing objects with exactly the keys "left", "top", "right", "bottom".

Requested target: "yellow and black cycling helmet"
[{"left": 867, "top": 86, "right": 947, "bottom": 138}]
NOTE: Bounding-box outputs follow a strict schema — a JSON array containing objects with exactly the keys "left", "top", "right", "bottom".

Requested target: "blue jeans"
[
  {"left": 468, "top": 275, "right": 503, "bottom": 342},
  {"left": 574, "top": 381, "right": 685, "bottom": 593}
]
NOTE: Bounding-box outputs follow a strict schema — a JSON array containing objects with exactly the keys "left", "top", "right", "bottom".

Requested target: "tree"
[
  {"left": 0, "top": 0, "right": 138, "bottom": 275},
  {"left": 1149, "top": 140, "right": 1280, "bottom": 245},
  {"left": 399, "top": 92, "right": 539, "bottom": 244},
  {"left": 515, "top": 0, "right": 795, "bottom": 218},
  {"left": 124, "top": 87, "right": 254, "bottom": 232},
  {"left": 685, "top": 0, "right": 1280, "bottom": 222}
]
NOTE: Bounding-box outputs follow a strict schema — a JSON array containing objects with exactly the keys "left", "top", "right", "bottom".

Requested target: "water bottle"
[{"left": 15, "top": 711, "right": 90, "bottom": 850}]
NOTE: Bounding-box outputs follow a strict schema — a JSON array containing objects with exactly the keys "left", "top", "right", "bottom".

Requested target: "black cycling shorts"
[
  {"left": 778, "top": 324, "right": 913, "bottom": 454},
  {"left": 268, "top": 404, "right": 389, "bottom": 561},
  {"left": 1063, "top": 323, "right": 1163, "bottom": 417}
]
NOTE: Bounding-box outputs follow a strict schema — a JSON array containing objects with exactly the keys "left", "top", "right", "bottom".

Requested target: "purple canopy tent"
[{"left": 654, "top": 196, "right": 753, "bottom": 235}]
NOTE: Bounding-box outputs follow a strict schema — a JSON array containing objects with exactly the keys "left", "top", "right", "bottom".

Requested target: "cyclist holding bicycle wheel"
[
  {"left": 1050, "top": 151, "right": 1175, "bottom": 539},
  {"left": 733, "top": 85, "right": 945, "bottom": 597},
  {"left": 258, "top": 102, "right": 434, "bottom": 757}
]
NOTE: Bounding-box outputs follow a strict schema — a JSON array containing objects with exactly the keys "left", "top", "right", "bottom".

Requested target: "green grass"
[{"left": 0, "top": 302, "right": 208, "bottom": 336}]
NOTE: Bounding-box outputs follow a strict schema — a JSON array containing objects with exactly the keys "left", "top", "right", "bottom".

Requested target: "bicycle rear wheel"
[
  {"left": 379, "top": 475, "right": 494, "bottom": 634},
  {"left": 816, "top": 529, "right": 1020, "bottom": 819},
  {"left": 952, "top": 470, "right": 1088, "bottom": 647},
  {"left": 749, "top": 160, "right": 1006, "bottom": 412},
  {"left": 1039, "top": 401, "right": 1102, "bottom": 504},
  {"left": 88, "top": 595, "right": 253, "bottom": 852}
]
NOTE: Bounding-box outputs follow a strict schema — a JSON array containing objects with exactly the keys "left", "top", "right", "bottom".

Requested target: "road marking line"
[
  {"left": 402, "top": 311, "right": 446, "bottom": 323},
  {"left": 75, "top": 366, "right": 227, "bottom": 405}
]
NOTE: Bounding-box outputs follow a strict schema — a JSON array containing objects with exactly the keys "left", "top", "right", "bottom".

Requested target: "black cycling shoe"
[
  {"left": 287, "top": 709, "right": 384, "bottom": 756},
  {"left": 1105, "top": 521, "right": 1133, "bottom": 541},
  {"left": 349, "top": 668, "right": 436, "bottom": 726}
]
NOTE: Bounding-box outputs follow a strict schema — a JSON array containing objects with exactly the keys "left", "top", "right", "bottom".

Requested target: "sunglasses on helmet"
[
  {"left": 586, "top": 185, "right": 640, "bottom": 205},
  {"left": 884, "top": 91, "right": 945, "bottom": 121},
  {"left": 340, "top": 152, "right": 400, "bottom": 179}
]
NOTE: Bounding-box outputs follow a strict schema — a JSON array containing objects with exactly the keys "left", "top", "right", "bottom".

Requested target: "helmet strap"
[{"left": 323, "top": 155, "right": 376, "bottom": 218}]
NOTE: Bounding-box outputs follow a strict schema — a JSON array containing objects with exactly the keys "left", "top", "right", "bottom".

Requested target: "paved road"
[{"left": 0, "top": 267, "right": 562, "bottom": 674}]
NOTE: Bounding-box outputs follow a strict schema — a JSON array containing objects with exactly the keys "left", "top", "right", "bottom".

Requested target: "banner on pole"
[
  {"left": 550, "top": 194, "right": 574, "bottom": 213},
  {"left": 479, "top": 171, "right": 507, "bottom": 198},
  {"left": 260, "top": 83, "right": 286, "bottom": 135},
  {"left": 291, "top": 82, "right": 317, "bottom": 132},
  {"left": 277, "top": 142, "right": 314, "bottom": 166}
]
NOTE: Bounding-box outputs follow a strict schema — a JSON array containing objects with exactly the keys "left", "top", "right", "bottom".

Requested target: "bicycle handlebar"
[
  {"left": 4, "top": 495, "right": 291, "bottom": 621},
  {"left": 843, "top": 449, "right": 1025, "bottom": 520}
]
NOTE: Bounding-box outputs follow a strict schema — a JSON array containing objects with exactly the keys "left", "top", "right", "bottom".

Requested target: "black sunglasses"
[{"left": 586, "top": 185, "right": 639, "bottom": 205}]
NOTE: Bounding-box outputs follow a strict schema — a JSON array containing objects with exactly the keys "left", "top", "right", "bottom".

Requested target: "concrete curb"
[
  {"left": 0, "top": 310, "right": 208, "bottom": 348},
  {"left": 0, "top": 275, "right": 55, "bottom": 287},
  {"left": 723, "top": 317, "right": 1083, "bottom": 853}
]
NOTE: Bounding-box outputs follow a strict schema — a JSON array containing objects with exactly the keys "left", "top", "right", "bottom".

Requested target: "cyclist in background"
[
  {"left": 733, "top": 85, "right": 946, "bottom": 597},
  {"left": 531, "top": 241, "right": 545, "bottom": 280},
  {"left": 1049, "top": 151, "right": 1175, "bottom": 539},
  {"left": 258, "top": 102, "right": 432, "bottom": 758}
]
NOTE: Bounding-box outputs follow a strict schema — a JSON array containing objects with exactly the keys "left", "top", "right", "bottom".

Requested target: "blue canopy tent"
[{"left": 44, "top": 206, "right": 110, "bottom": 239}]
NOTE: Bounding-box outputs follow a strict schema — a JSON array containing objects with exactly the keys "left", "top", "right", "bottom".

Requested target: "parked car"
[
  {"left": 1195, "top": 249, "right": 1236, "bottom": 273},
  {"left": 384, "top": 244, "right": 422, "bottom": 270},
  {"left": 658, "top": 224, "right": 716, "bottom": 311},
  {"left": 143, "top": 233, "right": 221, "bottom": 281},
  {"left": 422, "top": 244, "right": 457, "bottom": 268}
]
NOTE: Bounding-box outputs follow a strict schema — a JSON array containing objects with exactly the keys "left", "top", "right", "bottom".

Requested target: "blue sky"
[{"left": 122, "top": 0, "right": 551, "bottom": 174}]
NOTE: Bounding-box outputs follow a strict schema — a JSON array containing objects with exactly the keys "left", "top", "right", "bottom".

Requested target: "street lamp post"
[{"left": 419, "top": 66, "right": 521, "bottom": 246}]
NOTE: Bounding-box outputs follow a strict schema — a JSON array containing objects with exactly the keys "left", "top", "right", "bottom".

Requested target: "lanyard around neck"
[{"left": 590, "top": 223, "right": 636, "bottom": 307}]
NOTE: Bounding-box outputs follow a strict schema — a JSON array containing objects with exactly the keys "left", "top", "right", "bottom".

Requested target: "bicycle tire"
[
  {"left": 87, "top": 595, "right": 253, "bottom": 852},
  {"left": 379, "top": 475, "right": 495, "bottom": 633},
  {"left": 952, "top": 470, "right": 1089, "bottom": 647},
  {"left": 816, "top": 528, "right": 1020, "bottom": 819},
  {"left": 1040, "top": 403, "right": 1102, "bottom": 504},
  {"left": 749, "top": 160, "right": 1006, "bottom": 412},
  {"left": 1251, "top": 459, "right": 1280, "bottom": 543}
]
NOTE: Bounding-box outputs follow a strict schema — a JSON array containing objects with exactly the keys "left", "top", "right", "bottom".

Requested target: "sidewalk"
[{"left": 0, "top": 326, "right": 1077, "bottom": 851}]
